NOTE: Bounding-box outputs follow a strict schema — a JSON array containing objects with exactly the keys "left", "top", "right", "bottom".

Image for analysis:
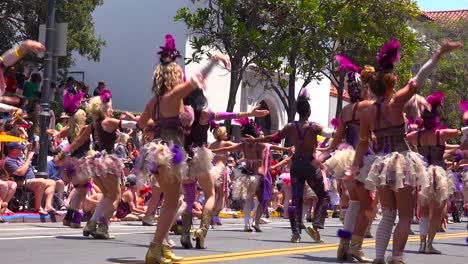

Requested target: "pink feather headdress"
[
  {"left": 234, "top": 117, "right": 250, "bottom": 127},
  {"left": 460, "top": 100, "right": 468, "bottom": 113},
  {"left": 298, "top": 87, "right": 310, "bottom": 100},
  {"left": 210, "top": 120, "right": 220, "bottom": 130},
  {"left": 99, "top": 89, "right": 112, "bottom": 104},
  {"left": 426, "top": 91, "right": 444, "bottom": 108},
  {"left": 158, "top": 34, "right": 181, "bottom": 64},
  {"left": 334, "top": 55, "right": 361, "bottom": 73},
  {"left": 63, "top": 91, "right": 84, "bottom": 114},
  {"left": 376, "top": 39, "right": 400, "bottom": 70},
  {"left": 330, "top": 118, "right": 339, "bottom": 129}
]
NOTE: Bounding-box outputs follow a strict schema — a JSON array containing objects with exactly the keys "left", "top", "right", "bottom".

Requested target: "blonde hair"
[
  {"left": 68, "top": 109, "right": 87, "bottom": 142},
  {"left": 117, "top": 133, "right": 129, "bottom": 144},
  {"left": 404, "top": 94, "right": 429, "bottom": 120},
  {"left": 360, "top": 65, "right": 395, "bottom": 97},
  {"left": 86, "top": 96, "right": 110, "bottom": 121},
  {"left": 213, "top": 126, "right": 227, "bottom": 141},
  {"left": 152, "top": 61, "right": 183, "bottom": 96}
]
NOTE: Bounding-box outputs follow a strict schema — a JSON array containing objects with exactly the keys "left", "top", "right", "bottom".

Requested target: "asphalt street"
[{"left": 1, "top": 218, "right": 467, "bottom": 264}]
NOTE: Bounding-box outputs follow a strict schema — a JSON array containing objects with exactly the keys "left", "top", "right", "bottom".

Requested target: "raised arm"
[
  {"left": 270, "top": 145, "right": 293, "bottom": 154},
  {"left": 211, "top": 143, "right": 243, "bottom": 154},
  {"left": 166, "top": 52, "right": 230, "bottom": 102},
  {"left": 392, "top": 41, "right": 463, "bottom": 109},
  {"left": 0, "top": 40, "right": 45, "bottom": 70}
]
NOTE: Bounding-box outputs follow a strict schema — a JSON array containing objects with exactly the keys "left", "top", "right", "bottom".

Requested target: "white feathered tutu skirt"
[
  {"left": 360, "top": 151, "right": 429, "bottom": 192},
  {"left": 419, "top": 165, "right": 455, "bottom": 207},
  {"left": 134, "top": 141, "right": 188, "bottom": 187},
  {"left": 323, "top": 144, "right": 355, "bottom": 180},
  {"left": 231, "top": 168, "right": 260, "bottom": 200},
  {"left": 61, "top": 151, "right": 124, "bottom": 183},
  {"left": 186, "top": 147, "right": 214, "bottom": 181},
  {"left": 210, "top": 165, "right": 226, "bottom": 188}
]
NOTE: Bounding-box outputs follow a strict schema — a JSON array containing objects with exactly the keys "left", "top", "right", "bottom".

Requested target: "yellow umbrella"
[
  {"left": 0, "top": 132, "right": 26, "bottom": 159},
  {"left": 0, "top": 132, "right": 27, "bottom": 142},
  {"left": 317, "top": 135, "right": 332, "bottom": 142}
]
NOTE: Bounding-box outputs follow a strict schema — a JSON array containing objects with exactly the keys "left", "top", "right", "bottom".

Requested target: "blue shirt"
[
  {"left": 4, "top": 156, "right": 35, "bottom": 181},
  {"left": 47, "top": 160, "right": 62, "bottom": 181}
]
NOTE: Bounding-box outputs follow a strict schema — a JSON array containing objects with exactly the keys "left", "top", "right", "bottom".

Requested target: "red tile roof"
[
  {"left": 422, "top": 9, "right": 468, "bottom": 24},
  {"left": 330, "top": 85, "right": 350, "bottom": 102}
]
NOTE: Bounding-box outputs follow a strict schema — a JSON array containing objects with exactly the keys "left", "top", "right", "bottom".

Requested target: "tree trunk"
[
  {"left": 225, "top": 57, "right": 243, "bottom": 133},
  {"left": 285, "top": 39, "right": 298, "bottom": 146},
  {"left": 335, "top": 72, "right": 345, "bottom": 118}
]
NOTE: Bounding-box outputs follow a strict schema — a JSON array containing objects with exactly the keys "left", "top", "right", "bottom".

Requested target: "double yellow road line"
[{"left": 181, "top": 232, "right": 468, "bottom": 263}]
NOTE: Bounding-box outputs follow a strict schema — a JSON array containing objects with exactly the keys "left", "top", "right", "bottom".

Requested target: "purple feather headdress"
[
  {"left": 63, "top": 92, "right": 84, "bottom": 114},
  {"left": 99, "top": 89, "right": 112, "bottom": 104},
  {"left": 210, "top": 120, "right": 220, "bottom": 131},
  {"left": 334, "top": 55, "right": 361, "bottom": 73},
  {"left": 376, "top": 39, "right": 400, "bottom": 70},
  {"left": 330, "top": 118, "right": 339, "bottom": 129},
  {"left": 298, "top": 87, "right": 310, "bottom": 100},
  {"left": 158, "top": 34, "right": 181, "bottom": 64},
  {"left": 234, "top": 117, "right": 250, "bottom": 127},
  {"left": 460, "top": 100, "right": 468, "bottom": 113},
  {"left": 426, "top": 91, "right": 444, "bottom": 117}
]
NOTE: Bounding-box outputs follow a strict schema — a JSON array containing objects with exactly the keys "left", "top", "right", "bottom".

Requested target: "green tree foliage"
[
  {"left": 412, "top": 19, "right": 467, "bottom": 131},
  {"left": 0, "top": 0, "right": 105, "bottom": 69},
  {"left": 175, "top": 0, "right": 282, "bottom": 130}
]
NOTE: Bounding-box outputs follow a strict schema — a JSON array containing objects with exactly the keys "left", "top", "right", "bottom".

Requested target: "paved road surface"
[{"left": 1, "top": 218, "right": 467, "bottom": 263}]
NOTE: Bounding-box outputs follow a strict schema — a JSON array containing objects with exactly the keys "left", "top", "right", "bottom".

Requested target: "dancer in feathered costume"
[
  {"left": 0, "top": 40, "right": 44, "bottom": 112},
  {"left": 406, "top": 91, "right": 461, "bottom": 254},
  {"left": 208, "top": 123, "right": 235, "bottom": 226},
  {"left": 54, "top": 91, "right": 90, "bottom": 228},
  {"left": 320, "top": 55, "right": 376, "bottom": 262},
  {"left": 212, "top": 119, "right": 289, "bottom": 233},
  {"left": 65, "top": 90, "right": 135, "bottom": 239},
  {"left": 181, "top": 86, "right": 268, "bottom": 249},
  {"left": 246, "top": 89, "right": 332, "bottom": 244},
  {"left": 133, "top": 34, "right": 231, "bottom": 264},
  {"left": 347, "top": 40, "right": 462, "bottom": 264}
]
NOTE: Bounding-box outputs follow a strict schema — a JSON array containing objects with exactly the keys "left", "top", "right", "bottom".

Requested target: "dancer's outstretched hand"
[
  {"left": 244, "top": 134, "right": 256, "bottom": 143},
  {"left": 251, "top": 105, "right": 269, "bottom": 117},
  {"left": 23, "top": 40, "right": 46, "bottom": 54},
  {"left": 213, "top": 51, "right": 231, "bottom": 71},
  {"left": 439, "top": 41, "right": 463, "bottom": 55}
]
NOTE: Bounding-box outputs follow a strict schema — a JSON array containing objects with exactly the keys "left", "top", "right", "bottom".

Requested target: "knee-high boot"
[
  {"left": 194, "top": 208, "right": 211, "bottom": 249},
  {"left": 347, "top": 235, "right": 373, "bottom": 263},
  {"left": 180, "top": 212, "right": 193, "bottom": 249},
  {"left": 288, "top": 205, "right": 301, "bottom": 243}
]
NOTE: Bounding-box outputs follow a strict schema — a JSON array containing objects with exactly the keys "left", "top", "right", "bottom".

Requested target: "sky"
[{"left": 417, "top": 0, "right": 467, "bottom": 11}]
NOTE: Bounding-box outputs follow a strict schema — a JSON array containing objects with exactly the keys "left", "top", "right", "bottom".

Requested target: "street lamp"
[{"left": 37, "top": 0, "right": 56, "bottom": 178}]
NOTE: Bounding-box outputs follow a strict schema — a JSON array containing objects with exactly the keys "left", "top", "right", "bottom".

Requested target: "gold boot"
[
  {"left": 418, "top": 235, "right": 426, "bottom": 253},
  {"left": 180, "top": 212, "right": 193, "bottom": 249},
  {"left": 425, "top": 242, "right": 441, "bottom": 254},
  {"left": 146, "top": 242, "right": 171, "bottom": 264},
  {"left": 93, "top": 221, "right": 115, "bottom": 239},
  {"left": 305, "top": 226, "right": 324, "bottom": 243},
  {"left": 290, "top": 234, "right": 301, "bottom": 243},
  {"left": 83, "top": 220, "right": 97, "bottom": 237},
  {"left": 337, "top": 238, "right": 351, "bottom": 261},
  {"left": 194, "top": 209, "right": 211, "bottom": 249},
  {"left": 372, "top": 259, "right": 386, "bottom": 264},
  {"left": 347, "top": 235, "right": 373, "bottom": 263},
  {"left": 163, "top": 245, "right": 183, "bottom": 263}
]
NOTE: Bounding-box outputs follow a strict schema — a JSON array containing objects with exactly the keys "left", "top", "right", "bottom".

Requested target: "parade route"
[{"left": 1, "top": 218, "right": 466, "bottom": 264}]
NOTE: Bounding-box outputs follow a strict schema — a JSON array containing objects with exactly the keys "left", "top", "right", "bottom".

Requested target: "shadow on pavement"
[
  {"left": 289, "top": 254, "right": 337, "bottom": 263},
  {"left": 107, "top": 257, "right": 144, "bottom": 263}
]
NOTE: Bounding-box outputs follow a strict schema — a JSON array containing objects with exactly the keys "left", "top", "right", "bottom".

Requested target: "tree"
[
  {"left": 412, "top": 19, "right": 467, "bottom": 132},
  {"left": 0, "top": 0, "right": 105, "bottom": 69},
  {"left": 175, "top": 0, "right": 283, "bottom": 129}
]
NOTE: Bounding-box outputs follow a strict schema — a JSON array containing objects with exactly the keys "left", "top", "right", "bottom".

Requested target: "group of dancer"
[{"left": 2, "top": 34, "right": 466, "bottom": 264}]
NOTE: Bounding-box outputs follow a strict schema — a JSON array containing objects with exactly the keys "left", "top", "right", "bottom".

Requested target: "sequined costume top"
[
  {"left": 344, "top": 102, "right": 361, "bottom": 148},
  {"left": 417, "top": 130, "right": 446, "bottom": 169},
  {"left": 91, "top": 119, "right": 117, "bottom": 153},
  {"left": 373, "top": 100, "right": 410, "bottom": 154}
]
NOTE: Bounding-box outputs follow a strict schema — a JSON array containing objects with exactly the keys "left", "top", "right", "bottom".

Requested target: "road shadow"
[
  {"left": 289, "top": 254, "right": 337, "bottom": 263},
  {"left": 107, "top": 257, "right": 144, "bottom": 263},
  {"left": 55, "top": 235, "right": 91, "bottom": 240}
]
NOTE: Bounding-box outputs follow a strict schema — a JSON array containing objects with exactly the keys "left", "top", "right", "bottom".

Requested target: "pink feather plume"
[
  {"left": 376, "top": 39, "right": 400, "bottom": 69},
  {"left": 299, "top": 88, "right": 309, "bottom": 98},
  {"left": 234, "top": 117, "right": 250, "bottom": 127},
  {"left": 63, "top": 92, "right": 84, "bottom": 114},
  {"left": 460, "top": 100, "right": 468, "bottom": 113},
  {"left": 99, "top": 89, "right": 112, "bottom": 103},
  {"left": 426, "top": 91, "right": 444, "bottom": 107},
  {"left": 334, "top": 55, "right": 361, "bottom": 73},
  {"left": 331, "top": 118, "right": 339, "bottom": 129}
]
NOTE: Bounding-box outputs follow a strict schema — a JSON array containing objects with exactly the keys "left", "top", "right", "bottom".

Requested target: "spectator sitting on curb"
[{"left": 116, "top": 175, "right": 146, "bottom": 221}]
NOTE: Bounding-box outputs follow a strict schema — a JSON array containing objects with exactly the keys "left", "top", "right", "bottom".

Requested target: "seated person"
[
  {"left": 116, "top": 175, "right": 146, "bottom": 221},
  {"left": 47, "top": 155, "right": 66, "bottom": 209},
  {"left": 0, "top": 166, "right": 18, "bottom": 217},
  {"left": 3, "top": 142, "right": 56, "bottom": 215}
]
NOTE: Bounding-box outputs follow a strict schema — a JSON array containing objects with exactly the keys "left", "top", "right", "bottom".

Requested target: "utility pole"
[{"left": 37, "top": 0, "right": 56, "bottom": 178}]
